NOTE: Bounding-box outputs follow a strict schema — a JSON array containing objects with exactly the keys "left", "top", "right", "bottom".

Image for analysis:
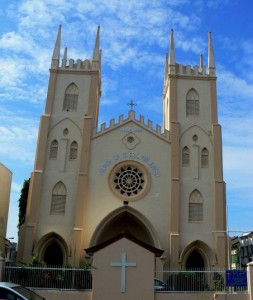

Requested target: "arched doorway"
[
  {"left": 180, "top": 240, "right": 215, "bottom": 270},
  {"left": 90, "top": 208, "right": 158, "bottom": 248},
  {"left": 44, "top": 241, "right": 63, "bottom": 265},
  {"left": 34, "top": 232, "right": 68, "bottom": 266},
  {"left": 186, "top": 250, "right": 205, "bottom": 269}
]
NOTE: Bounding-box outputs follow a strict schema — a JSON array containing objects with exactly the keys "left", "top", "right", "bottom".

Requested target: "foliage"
[
  {"left": 30, "top": 254, "right": 46, "bottom": 266},
  {"left": 81, "top": 259, "right": 95, "bottom": 270},
  {"left": 213, "top": 272, "right": 225, "bottom": 291},
  {"left": 18, "top": 178, "right": 30, "bottom": 230}
]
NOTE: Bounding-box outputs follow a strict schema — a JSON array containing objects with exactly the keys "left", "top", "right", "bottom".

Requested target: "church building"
[{"left": 17, "top": 26, "right": 227, "bottom": 270}]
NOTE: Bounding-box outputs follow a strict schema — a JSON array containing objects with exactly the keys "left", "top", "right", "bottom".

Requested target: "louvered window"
[
  {"left": 182, "top": 146, "right": 190, "bottom": 166},
  {"left": 51, "top": 182, "right": 67, "bottom": 214},
  {"left": 201, "top": 148, "right": 209, "bottom": 168},
  {"left": 186, "top": 89, "right": 199, "bottom": 116},
  {"left": 189, "top": 189, "right": 203, "bottom": 222},
  {"left": 63, "top": 83, "right": 78, "bottom": 111},
  {"left": 69, "top": 141, "right": 78, "bottom": 160},
  {"left": 49, "top": 140, "right": 58, "bottom": 159}
]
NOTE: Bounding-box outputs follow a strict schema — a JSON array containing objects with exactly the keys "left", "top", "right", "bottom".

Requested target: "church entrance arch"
[
  {"left": 34, "top": 232, "right": 68, "bottom": 266},
  {"left": 180, "top": 240, "right": 215, "bottom": 270},
  {"left": 90, "top": 207, "right": 158, "bottom": 248}
]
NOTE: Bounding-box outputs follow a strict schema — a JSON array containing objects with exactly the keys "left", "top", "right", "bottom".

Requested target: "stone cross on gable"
[
  {"left": 127, "top": 100, "right": 137, "bottom": 110},
  {"left": 111, "top": 252, "right": 137, "bottom": 293}
]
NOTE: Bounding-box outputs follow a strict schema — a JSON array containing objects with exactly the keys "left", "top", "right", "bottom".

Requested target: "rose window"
[{"left": 110, "top": 162, "right": 150, "bottom": 200}]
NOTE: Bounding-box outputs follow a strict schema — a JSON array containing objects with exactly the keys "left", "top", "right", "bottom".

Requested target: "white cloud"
[
  {"left": 11, "top": 182, "right": 23, "bottom": 194},
  {"left": 0, "top": 110, "right": 39, "bottom": 163},
  {"left": 0, "top": 57, "right": 26, "bottom": 87},
  {"left": 217, "top": 67, "right": 253, "bottom": 114}
]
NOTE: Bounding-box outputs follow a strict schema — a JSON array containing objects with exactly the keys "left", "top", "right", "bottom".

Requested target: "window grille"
[
  {"left": 201, "top": 148, "right": 209, "bottom": 167},
  {"left": 186, "top": 89, "right": 199, "bottom": 116},
  {"left": 49, "top": 140, "right": 58, "bottom": 159},
  {"left": 189, "top": 189, "right": 203, "bottom": 222},
  {"left": 63, "top": 83, "right": 79, "bottom": 111},
  {"left": 69, "top": 141, "right": 78, "bottom": 160},
  {"left": 182, "top": 146, "right": 190, "bottom": 166},
  {"left": 51, "top": 182, "right": 67, "bottom": 214}
]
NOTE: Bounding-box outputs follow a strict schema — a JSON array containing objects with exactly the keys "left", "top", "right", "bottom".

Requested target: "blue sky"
[{"left": 0, "top": 0, "right": 253, "bottom": 242}]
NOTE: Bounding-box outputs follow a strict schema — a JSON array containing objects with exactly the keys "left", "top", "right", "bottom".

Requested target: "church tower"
[
  {"left": 18, "top": 26, "right": 227, "bottom": 270},
  {"left": 17, "top": 25, "right": 101, "bottom": 265},
  {"left": 163, "top": 30, "right": 227, "bottom": 269}
]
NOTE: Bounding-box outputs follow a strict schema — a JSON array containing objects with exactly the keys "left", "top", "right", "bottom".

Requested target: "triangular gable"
[{"left": 85, "top": 232, "right": 163, "bottom": 257}]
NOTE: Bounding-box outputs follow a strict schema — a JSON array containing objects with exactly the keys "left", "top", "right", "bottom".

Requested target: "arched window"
[
  {"left": 201, "top": 148, "right": 209, "bottom": 168},
  {"left": 49, "top": 140, "right": 58, "bottom": 159},
  {"left": 182, "top": 146, "right": 190, "bottom": 166},
  {"left": 186, "top": 89, "right": 199, "bottom": 116},
  {"left": 189, "top": 189, "right": 203, "bottom": 222},
  {"left": 69, "top": 141, "right": 78, "bottom": 160},
  {"left": 63, "top": 83, "right": 78, "bottom": 111},
  {"left": 51, "top": 181, "right": 67, "bottom": 214}
]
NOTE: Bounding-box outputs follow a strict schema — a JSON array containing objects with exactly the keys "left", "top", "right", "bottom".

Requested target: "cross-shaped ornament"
[
  {"left": 127, "top": 100, "right": 137, "bottom": 110},
  {"left": 111, "top": 252, "right": 137, "bottom": 293}
]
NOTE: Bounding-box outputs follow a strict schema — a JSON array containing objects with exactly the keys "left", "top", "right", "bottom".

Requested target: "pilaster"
[
  {"left": 34, "top": 115, "right": 50, "bottom": 171},
  {"left": 169, "top": 121, "right": 180, "bottom": 268},
  {"left": 72, "top": 116, "right": 94, "bottom": 265}
]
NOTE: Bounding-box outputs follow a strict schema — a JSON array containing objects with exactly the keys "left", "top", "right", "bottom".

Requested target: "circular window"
[
  {"left": 192, "top": 134, "right": 198, "bottom": 142},
  {"left": 109, "top": 161, "right": 150, "bottom": 201}
]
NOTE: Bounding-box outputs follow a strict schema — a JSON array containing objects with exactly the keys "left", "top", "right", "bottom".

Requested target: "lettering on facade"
[
  {"left": 99, "top": 152, "right": 161, "bottom": 177},
  {"left": 120, "top": 127, "right": 142, "bottom": 132}
]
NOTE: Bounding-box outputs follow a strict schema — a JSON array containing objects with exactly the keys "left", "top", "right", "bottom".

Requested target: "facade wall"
[{"left": 18, "top": 27, "right": 227, "bottom": 270}]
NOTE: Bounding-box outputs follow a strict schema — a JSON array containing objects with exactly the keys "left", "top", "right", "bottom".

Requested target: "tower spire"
[
  {"left": 169, "top": 29, "right": 175, "bottom": 65},
  {"left": 164, "top": 52, "right": 168, "bottom": 81},
  {"left": 208, "top": 31, "right": 216, "bottom": 75},
  {"left": 92, "top": 25, "right": 100, "bottom": 62},
  {"left": 51, "top": 24, "right": 62, "bottom": 69},
  {"left": 168, "top": 29, "right": 176, "bottom": 74}
]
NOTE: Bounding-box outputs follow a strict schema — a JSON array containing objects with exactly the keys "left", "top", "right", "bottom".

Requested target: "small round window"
[{"left": 109, "top": 161, "right": 150, "bottom": 201}]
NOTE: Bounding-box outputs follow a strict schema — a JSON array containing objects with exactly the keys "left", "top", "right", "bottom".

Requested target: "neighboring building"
[
  {"left": 231, "top": 232, "right": 253, "bottom": 269},
  {"left": 5, "top": 240, "right": 17, "bottom": 262},
  {"left": 17, "top": 26, "right": 227, "bottom": 269},
  {"left": 0, "top": 163, "right": 12, "bottom": 258}
]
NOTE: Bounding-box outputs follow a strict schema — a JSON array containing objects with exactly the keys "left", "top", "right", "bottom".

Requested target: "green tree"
[{"left": 18, "top": 179, "right": 30, "bottom": 230}]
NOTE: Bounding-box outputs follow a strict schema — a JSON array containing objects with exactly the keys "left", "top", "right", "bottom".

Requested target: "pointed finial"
[
  {"left": 200, "top": 53, "right": 203, "bottom": 69},
  {"left": 51, "top": 24, "right": 62, "bottom": 69},
  {"left": 63, "top": 47, "right": 67, "bottom": 61},
  {"left": 164, "top": 52, "right": 168, "bottom": 79},
  {"left": 93, "top": 25, "right": 100, "bottom": 62},
  {"left": 169, "top": 29, "right": 175, "bottom": 65},
  {"left": 61, "top": 47, "right": 68, "bottom": 67},
  {"left": 208, "top": 31, "right": 216, "bottom": 75}
]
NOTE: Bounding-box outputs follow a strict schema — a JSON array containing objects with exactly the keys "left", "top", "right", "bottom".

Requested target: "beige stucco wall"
[
  {"left": 86, "top": 121, "right": 170, "bottom": 252},
  {"left": 92, "top": 237, "right": 155, "bottom": 300},
  {"left": 164, "top": 71, "right": 226, "bottom": 268},
  {"left": 0, "top": 163, "right": 12, "bottom": 256},
  {"left": 34, "top": 290, "right": 249, "bottom": 300},
  {"left": 34, "top": 290, "right": 92, "bottom": 300},
  {"left": 156, "top": 294, "right": 249, "bottom": 300}
]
